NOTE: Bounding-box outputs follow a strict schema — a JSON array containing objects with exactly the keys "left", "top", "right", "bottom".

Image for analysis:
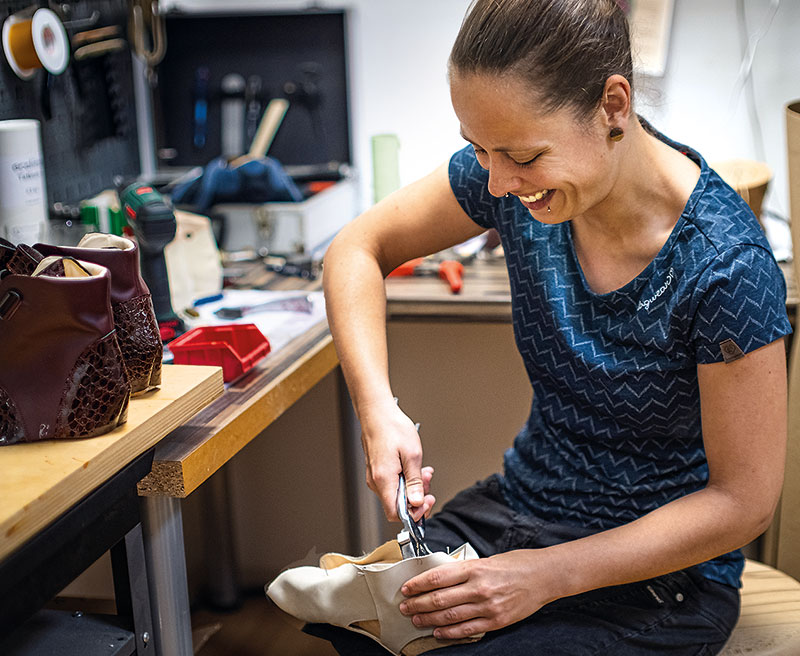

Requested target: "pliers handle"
[{"left": 397, "top": 473, "right": 433, "bottom": 558}]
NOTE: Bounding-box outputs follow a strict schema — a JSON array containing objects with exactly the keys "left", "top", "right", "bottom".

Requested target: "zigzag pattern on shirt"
[{"left": 449, "top": 137, "right": 791, "bottom": 587}]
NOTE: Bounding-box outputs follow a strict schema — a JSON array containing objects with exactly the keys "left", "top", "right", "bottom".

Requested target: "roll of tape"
[{"left": 2, "top": 8, "right": 69, "bottom": 80}]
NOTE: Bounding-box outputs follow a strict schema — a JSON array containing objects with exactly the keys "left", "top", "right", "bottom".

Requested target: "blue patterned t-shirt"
[{"left": 448, "top": 127, "right": 791, "bottom": 588}]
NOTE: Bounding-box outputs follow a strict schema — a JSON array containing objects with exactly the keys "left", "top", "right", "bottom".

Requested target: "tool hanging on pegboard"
[
  {"left": 69, "top": 9, "right": 132, "bottom": 148},
  {"left": 130, "top": 0, "right": 166, "bottom": 85}
]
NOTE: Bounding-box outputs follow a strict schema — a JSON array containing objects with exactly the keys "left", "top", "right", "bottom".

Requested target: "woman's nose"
[{"left": 486, "top": 158, "right": 522, "bottom": 198}]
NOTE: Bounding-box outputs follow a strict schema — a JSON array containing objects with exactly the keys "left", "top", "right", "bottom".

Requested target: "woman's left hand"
[{"left": 398, "top": 550, "right": 553, "bottom": 639}]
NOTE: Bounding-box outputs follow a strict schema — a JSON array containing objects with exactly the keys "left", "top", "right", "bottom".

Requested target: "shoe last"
[
  {"left": 266, "top": 540, "right": 483, "bottom": 656},
  {"left": 0, "top": 256, "right": 130, "bottom": 445},
  {"left": 34, "top": 234, "right": 162, "bottom": 395}
]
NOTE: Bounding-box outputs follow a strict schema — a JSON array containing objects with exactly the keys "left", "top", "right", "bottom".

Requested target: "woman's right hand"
[{"left": 359, "top": 398, "right": 436, "bottom": 522}]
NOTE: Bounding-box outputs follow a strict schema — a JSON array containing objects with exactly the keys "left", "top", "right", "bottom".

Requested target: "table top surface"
[{"left": 0, "top": 365, "right": 223, "bottom": 561}]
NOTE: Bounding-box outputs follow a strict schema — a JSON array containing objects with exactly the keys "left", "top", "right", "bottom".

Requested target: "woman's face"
[{"left": 450, "top": 71, "right": 618, "bottom": 224}]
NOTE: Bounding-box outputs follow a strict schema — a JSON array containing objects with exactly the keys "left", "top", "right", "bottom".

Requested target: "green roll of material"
[{"left": 371, "top": 134, "right": 401, "bottom": 204}]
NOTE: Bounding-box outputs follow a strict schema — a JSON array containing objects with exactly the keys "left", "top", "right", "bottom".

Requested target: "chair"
[{"left": 719, "top": 560, "right": 800, "bottom": 654}]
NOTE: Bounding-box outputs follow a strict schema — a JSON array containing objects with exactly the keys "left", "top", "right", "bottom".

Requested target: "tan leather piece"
[
  {"left": 266, "top": 540, "right": 483, "bottom": 655},
  {"left": 77, "top": 233, "right": 134, "bottom": 251}
]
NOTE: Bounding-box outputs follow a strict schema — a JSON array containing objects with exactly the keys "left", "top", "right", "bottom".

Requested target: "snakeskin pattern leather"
[
  {"left": 5, "top": 246, "right": 45, "bottom": 276},
  {"left": 55, "top": 331, "right": 130, "bottom": 439},
  {"left": 113, "top": 294, "right": 162, "bottom": 394},
  {"left": 0, "top": 387, "right": 25, "bottom": 445}
]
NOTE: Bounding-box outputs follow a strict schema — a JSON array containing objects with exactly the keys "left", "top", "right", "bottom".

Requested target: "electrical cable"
[
  {"left": 730, "top": 0, "right": 791, "bottom": 245},
  {"left": 730, "top": 0, "right": 779, "bottom": 162}
]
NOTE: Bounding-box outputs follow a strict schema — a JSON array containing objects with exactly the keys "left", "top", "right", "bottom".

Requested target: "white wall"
[
  {"left": 638, "top": 0, "right": 800, "bottom": 234},
  {"left": 162, "top": 0, "right": 800, "bottom": 231}
]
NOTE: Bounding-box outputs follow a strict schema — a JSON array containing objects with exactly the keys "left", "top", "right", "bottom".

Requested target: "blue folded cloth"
[{"left": 170, "top": 156, "right": 304, "bottom": 210}]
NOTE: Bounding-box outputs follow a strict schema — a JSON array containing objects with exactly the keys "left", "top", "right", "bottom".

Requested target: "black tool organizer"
[
  {"left": 155, "top": 8, "right": 351, "bottom": 172},
  {"left": 0, "top": 0, "right": 139, "bottom": 214}
]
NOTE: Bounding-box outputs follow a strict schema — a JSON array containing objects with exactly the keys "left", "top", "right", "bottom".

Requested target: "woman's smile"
[{"left": 517, "top": 189, "right": 555, "bottom": 211}]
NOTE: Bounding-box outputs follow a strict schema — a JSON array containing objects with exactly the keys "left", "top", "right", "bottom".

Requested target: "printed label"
[
  {"left": 0, "top": 154, "right": 44, "bottom": 209},
  {"left": 637, "top": 267, "right": 676, "bottom": 311}
]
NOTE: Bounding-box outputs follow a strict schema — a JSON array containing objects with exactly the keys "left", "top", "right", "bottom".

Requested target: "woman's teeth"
[{"left": 519, "top": 190, "right": 550, "bottom": 202}]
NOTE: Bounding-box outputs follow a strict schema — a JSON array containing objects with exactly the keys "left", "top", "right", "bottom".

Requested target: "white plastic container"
[{"left": 0, "top": 119, "right": 49, "bottom": 244}]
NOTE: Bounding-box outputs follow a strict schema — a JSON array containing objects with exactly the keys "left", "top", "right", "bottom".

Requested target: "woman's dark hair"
[{"left": 449, "top": 0, "right": 633, "bottom": 118}]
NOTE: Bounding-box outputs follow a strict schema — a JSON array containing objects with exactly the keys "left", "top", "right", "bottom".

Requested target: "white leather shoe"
[{"left": 266, "top": 539, "right": 484, "bottom": 655}]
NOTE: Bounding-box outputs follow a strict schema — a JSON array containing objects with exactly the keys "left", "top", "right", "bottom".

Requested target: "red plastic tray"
[{"left": 168, "top": 324, "right": 271, "bottom": 382}]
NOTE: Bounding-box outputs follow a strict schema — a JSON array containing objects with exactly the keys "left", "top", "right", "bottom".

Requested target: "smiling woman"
[{"left": 316, "top": 0, "right": 792, "bottom": 654}]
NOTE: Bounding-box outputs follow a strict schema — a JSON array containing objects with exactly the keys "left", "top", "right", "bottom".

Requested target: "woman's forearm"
[{"left": 544, "top": 485, "right": 774, "bottom": 603}]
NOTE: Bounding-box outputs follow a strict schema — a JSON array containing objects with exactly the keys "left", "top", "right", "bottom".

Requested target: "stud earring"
[
  {"left": 504, "top": 193, "right": 510, "bottom": 198},
  {"left": 547, "top": 206, "right": 551, "bottom": 213},
  {"left": 609, "top": 127, "right": 624, "bottom": 142}
]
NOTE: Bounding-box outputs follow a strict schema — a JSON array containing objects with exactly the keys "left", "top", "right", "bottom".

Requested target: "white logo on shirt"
[{"left": 637, "top": 267, "right": 676, "bottom": 311}]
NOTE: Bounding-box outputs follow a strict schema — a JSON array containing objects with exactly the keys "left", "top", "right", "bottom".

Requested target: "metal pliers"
[{"left": 396, "top": 474, "right": 433, "bottom": 559}]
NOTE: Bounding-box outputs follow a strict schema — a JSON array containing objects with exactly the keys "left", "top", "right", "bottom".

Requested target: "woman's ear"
[{"left": 601, "top": 74, "right": 632, "bottom": 131}]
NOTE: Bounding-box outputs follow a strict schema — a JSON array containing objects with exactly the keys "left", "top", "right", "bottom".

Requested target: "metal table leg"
[
  {"left": 140, "top": 496, "right": 193, "bottom": 656},
  {"left": 337, "top": 368, "right": 386, "bottom": 553},
  {"left": 203, "top": 465, "right": 241, "bottom": 609}
]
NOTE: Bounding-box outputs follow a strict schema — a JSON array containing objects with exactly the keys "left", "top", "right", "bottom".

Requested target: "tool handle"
[
  {"left": 438, "top": 260, "right": 464, "bottom": 294},
  {"left": 248, "top": 98, "right": 290, "bottom": 158},
  {"left": 387, "top": 257, "right": 424, "bottom": 278},
  {"left": 140, "top": 249, "right": 176, "bottom": 322}
]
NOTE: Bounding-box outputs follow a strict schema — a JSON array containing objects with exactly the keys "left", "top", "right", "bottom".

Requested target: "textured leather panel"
[
  {"left": 5, "top": 245, "right": 44, "bottom": 276},
  {"left": 0, "top": 386, "right": 25, "bottom": 445},
  {"left": 113, "top": 294, "right": 162, "bottom": 394},
  {"left": 54, "top": 331, "right": 130, "bottom": 440}
]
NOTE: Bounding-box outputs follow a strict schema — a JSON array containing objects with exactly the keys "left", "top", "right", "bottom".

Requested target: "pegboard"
[
  {"left": 156, "top": 9, "right": 351, "bottom": 169},
  {"left": 0, "top": 0, "right": 140, "bottom": 212}
]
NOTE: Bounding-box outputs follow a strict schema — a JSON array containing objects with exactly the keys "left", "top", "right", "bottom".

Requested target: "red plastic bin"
[{"left": 168, "top": 324, "right": 271, "bottom": 382}]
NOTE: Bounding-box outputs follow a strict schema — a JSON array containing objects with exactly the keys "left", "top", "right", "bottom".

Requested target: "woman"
[{"left": 319, "top": 0, "right": 790, "bottom": 653}]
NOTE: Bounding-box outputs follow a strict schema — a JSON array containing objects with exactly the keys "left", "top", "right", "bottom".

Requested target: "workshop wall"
[
  {"left": 162, "top": 0, "right": 800, "bottom": 235},
  {"left": 0, "top": 0, "right": 139, "bottom": 212}
]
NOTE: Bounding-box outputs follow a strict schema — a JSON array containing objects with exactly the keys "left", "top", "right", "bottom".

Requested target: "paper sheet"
[{"left": 165, "top": 289, "right": 327, "bottom": 363}]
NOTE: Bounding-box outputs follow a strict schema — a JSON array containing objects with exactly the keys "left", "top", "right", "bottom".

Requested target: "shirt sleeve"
[
  {"left": 448, "top": 145, "right": 497, "bottom": 230},
  {"left": 689, "top": 244, "right": 792, "bottom": 364}
]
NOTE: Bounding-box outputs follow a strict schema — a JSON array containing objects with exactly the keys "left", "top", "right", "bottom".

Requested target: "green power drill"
[{"left": 120, "top": 182, "right": 185, "bottom": 340}]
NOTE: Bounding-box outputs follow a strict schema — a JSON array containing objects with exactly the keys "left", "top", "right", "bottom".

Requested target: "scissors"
[{"left": 396, "top": 473, "right": 433, "bottom": 559}]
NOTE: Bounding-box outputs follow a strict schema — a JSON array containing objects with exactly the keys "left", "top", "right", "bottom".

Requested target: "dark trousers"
[{"left": 305, "top": 475, "right": 740, "bottom": 655}]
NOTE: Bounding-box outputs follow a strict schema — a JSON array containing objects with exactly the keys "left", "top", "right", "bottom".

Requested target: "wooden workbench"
[
  {"left": 0, "top": 365, "right": 224, "bottom": 562},
  {"left": 137, "top": 319, "right": 337, "bottom": 498}
]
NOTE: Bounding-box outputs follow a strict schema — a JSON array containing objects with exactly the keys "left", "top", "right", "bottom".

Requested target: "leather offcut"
[{"left": 267, "top": 540, "right": 484, "bottom": 656}]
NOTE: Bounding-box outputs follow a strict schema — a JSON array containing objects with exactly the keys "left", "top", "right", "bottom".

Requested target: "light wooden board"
[
  {"left": 0, "top": 365, "right": 224, "bottom": 560},
  {"left": 137, "top": 320, "right": 338, "bottom": 498}
]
